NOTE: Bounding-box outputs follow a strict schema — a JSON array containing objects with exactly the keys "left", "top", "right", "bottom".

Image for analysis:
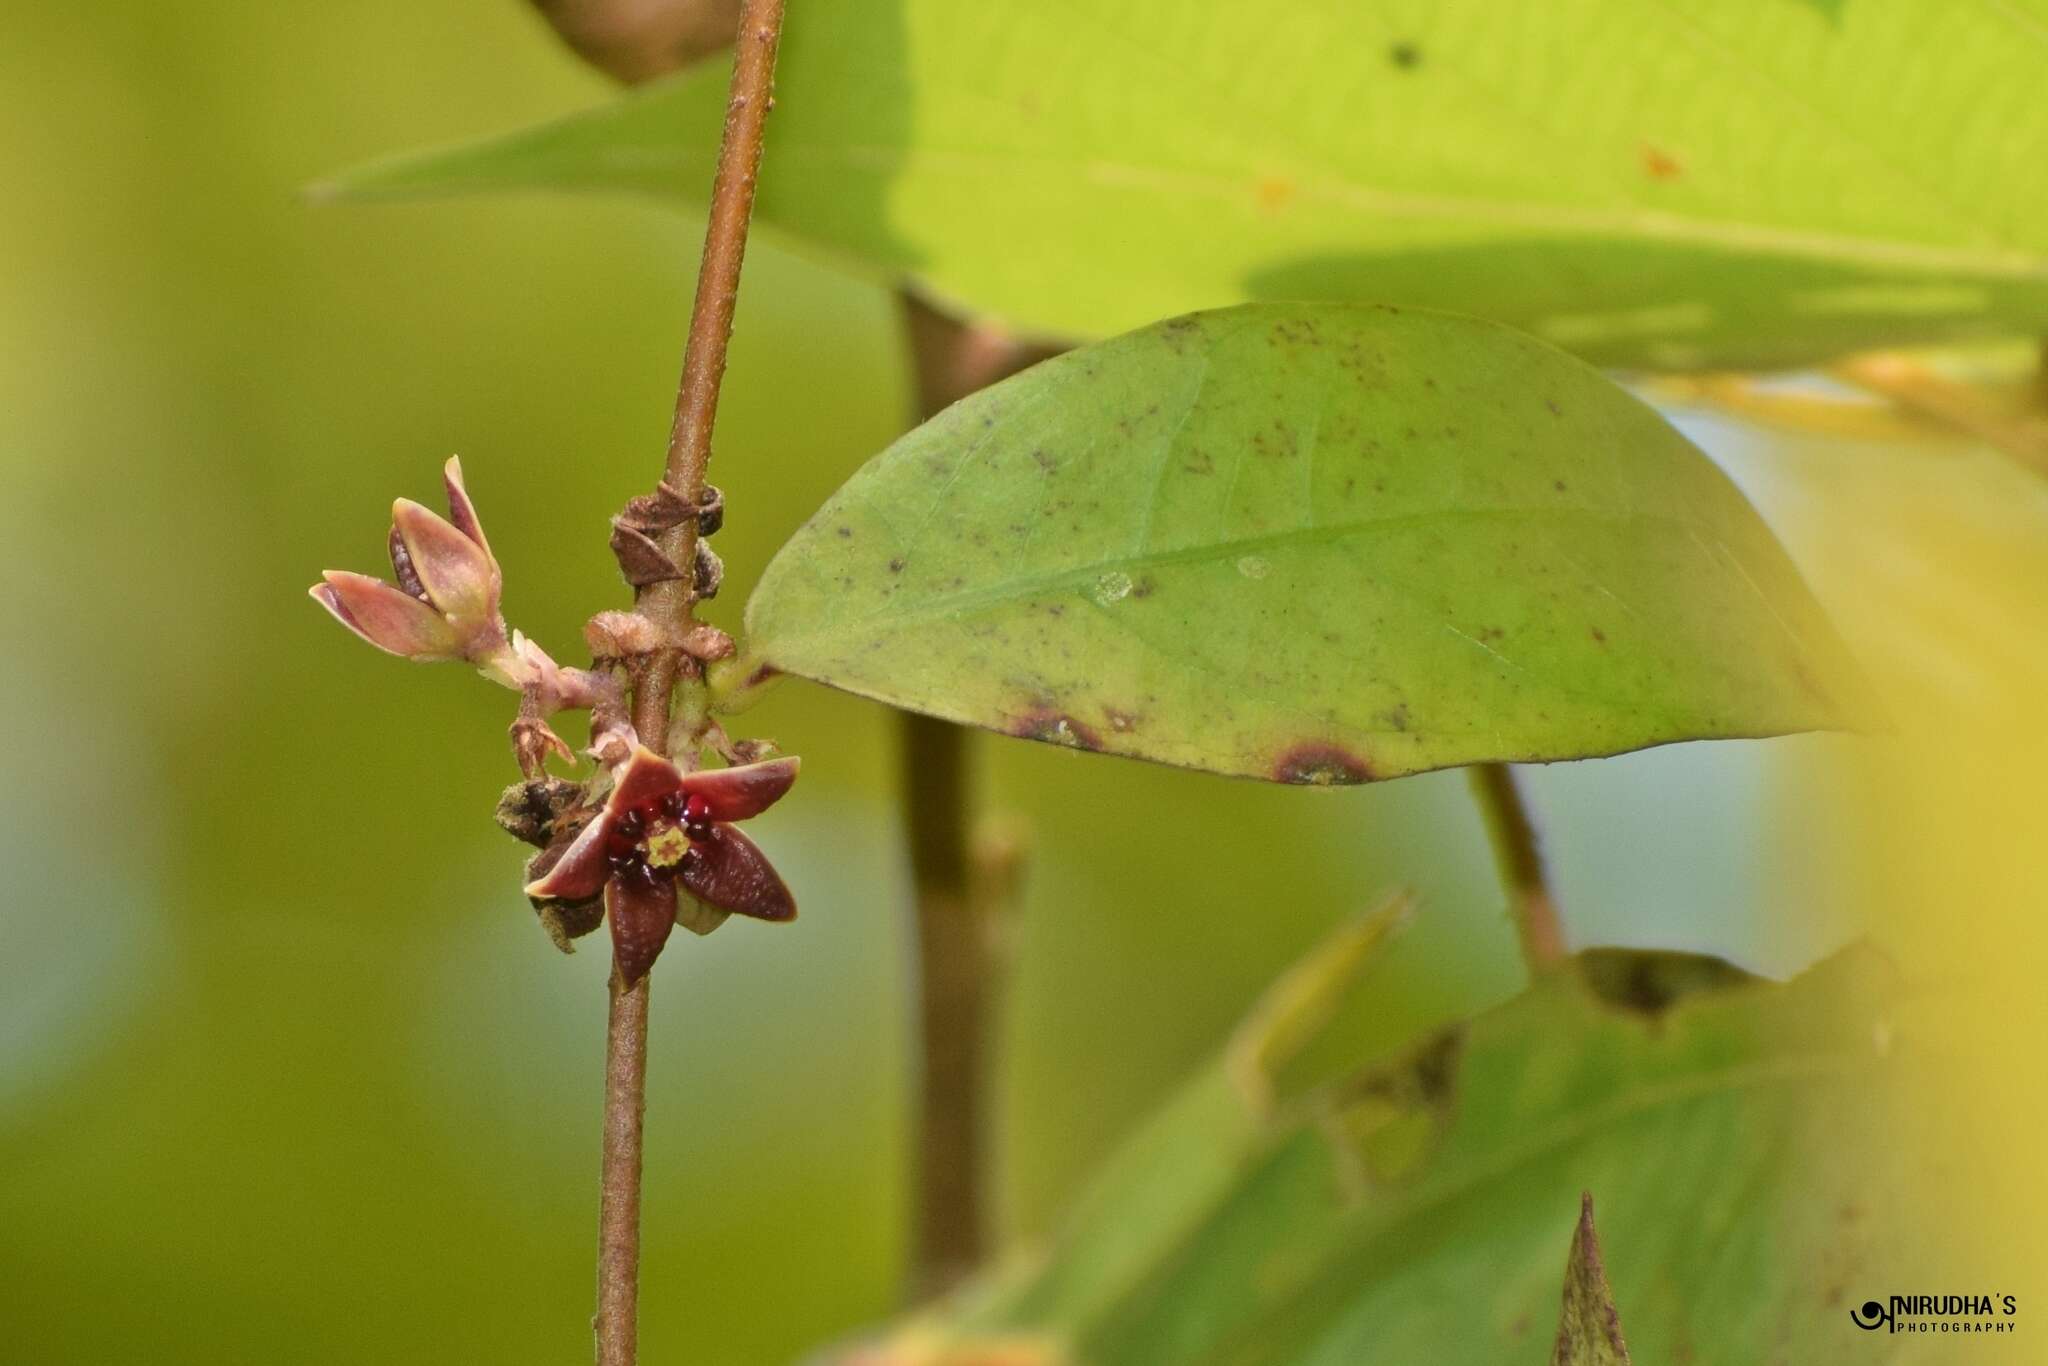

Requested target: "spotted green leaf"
[
  {"left": 837, "top": 924, "right": 1924, "bottom": 1365},
  {"left": 323, "top": 0, "right": 2048, "bottom": 370},
  {"left": 741, "top": 304, "right": 1867, "bottom": 784}
]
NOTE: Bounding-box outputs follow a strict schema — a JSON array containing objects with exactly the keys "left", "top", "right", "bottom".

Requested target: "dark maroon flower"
[{"left": 526, "top": 744, "right": 797, "bottom": 983}]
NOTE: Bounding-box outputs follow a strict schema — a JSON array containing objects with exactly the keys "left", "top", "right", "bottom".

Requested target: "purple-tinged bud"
[
  {"left": 440, "top": 456, "right": 494, "bottom": 559},
  {"left": 391, "top": 497, "right": 499, "bottom": 637},
  {"left": 311, "top": 571, "right": 462, "bottom": 660},
  {"left": 311, "top": 457, "right": 513, "bottom": 670}
]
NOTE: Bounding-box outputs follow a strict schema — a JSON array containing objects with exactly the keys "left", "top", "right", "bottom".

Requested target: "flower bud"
[{"left": 311, "top": 457, "right": 511, "bottom": 667}]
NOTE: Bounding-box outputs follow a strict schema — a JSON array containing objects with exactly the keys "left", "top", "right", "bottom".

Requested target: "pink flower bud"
[{"left": 310, "top": 457, "right": 511, "bottom": 668}]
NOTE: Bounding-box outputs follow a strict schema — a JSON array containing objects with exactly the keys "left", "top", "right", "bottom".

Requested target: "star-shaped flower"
[{"left": 526, "top": 745, "right": 798, "bottom": 983}]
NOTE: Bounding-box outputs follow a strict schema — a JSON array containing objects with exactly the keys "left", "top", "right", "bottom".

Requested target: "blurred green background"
[{"left": 0, "top": 4, "right": 1887, "bottom": 1362}]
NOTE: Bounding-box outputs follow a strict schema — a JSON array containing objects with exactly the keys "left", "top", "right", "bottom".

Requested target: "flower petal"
[
  {"left": 608, "top": 744, "right": 685, "bottom": 812},
  {"left": 607, "top": 873, "right": 678, "bottom": 985},
  {"left": 680, "top": 825, "right": 795, "bottom": 922},
  {"left": 441, "top": 455, "right": 495, "bottom": 562},
  {"left": 311, "top": 572, "right": 461, "bottom": 659},
  {"left": 677, "top": 755, "right": 801, "bottom": 822},
  {"left": 392, "top": 497, "right": 499, "bottom": 624},
  {"left": 522, "top": 812, "right": 613, "bottom": 902}
]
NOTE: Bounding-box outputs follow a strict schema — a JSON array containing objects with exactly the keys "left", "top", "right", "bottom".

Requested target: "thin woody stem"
[
  {"left": 636, "top": 0, "right": 788, "bottom": 642},
  {"left": 596, "top": 3, "right": 787, "bottom": 1363},
  {"left": 1467, "top": 762, "right": 1567, "bottom": 974},
  {"left": 596, "top": 972, "right": 650, "bottom": 1366},
  {"left": 898, "top": 293, "right": 1059, "bottom": 1296}
]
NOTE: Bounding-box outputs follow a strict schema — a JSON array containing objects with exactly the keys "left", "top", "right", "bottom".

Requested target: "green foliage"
[
  {"left": 740, "top": 304, "right": 1866, "bottom": 782},
  {"left": 850, "top": 922, "right": 1916, "bottom": 1366},
  {"left": 325, "top": 0, "right": 2048, "bottom": 370}
]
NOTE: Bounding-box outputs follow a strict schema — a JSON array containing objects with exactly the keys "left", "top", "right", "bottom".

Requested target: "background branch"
[
  {"left": 898, "top": 292, "right": 1060, "bottom": 1296},
  {"left": 1467, "top": 762, "right": 1567, "bottom": 974}
]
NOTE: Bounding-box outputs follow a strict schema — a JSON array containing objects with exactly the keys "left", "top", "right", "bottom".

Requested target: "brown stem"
[
  {"left": 594, "top": 4, "right": 786, "bottom": 1362},
  {"left": 635, "top": 0, "right": 788, "bottom": 646},
  {"left": 897, "top": 294, "right": 1060, "bottom": 1297},
  {"left": 596, "top": 972, "right": 650, "bottom": 1366},
  {"left": 1467, "top": 762, "right": 1567, "bottom": 973}
]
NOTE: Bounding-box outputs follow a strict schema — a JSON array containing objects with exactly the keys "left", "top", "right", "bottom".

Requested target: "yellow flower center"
[{"left": 644, "top": 822, "right": 691, "bottom": 870}]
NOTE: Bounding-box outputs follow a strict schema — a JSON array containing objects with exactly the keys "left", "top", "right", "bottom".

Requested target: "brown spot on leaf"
[
  {"left": 1273, "top": 741, "right": 1374, "bottom": 785},
  {"left": 1105, "top": 707, "right": 1140, "bottom": 733},
  {"left": 1389, "top": 40, "right": 1421, "bottom": 69},
  {"left": 1007, "top": 708, "right": 1104, "bottom": 751},
  {"left": 1255, "top": 174, "right": 1296, "bottom": 210},
  {"left": 1590, "top": 626, "right": 1607, "bottom": 644},
  {"left": 1640, "top": 141, "right": 1684, "bottom": 180},
  {"left": 888, "top": 556, "right": 907, "bottom": 574}
]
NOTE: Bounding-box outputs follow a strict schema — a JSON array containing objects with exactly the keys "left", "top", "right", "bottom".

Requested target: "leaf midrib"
[
  {"left": 761, "top": 502, "right": 1776, "bottom": 651},
  {"left": 766, "top": 142, "right": 2048, "bottom": 282}
]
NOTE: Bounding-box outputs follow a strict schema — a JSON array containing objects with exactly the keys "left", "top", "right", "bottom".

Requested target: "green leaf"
[
  {"left": 322, "top": 0, "right": 2048, "bottom": 370},
  {"left": 1551, "top": 1194, "right": 1633, "bottom": 1366},
  {"left": 740, "top": 304, "right": 1866, "bottom": 784},
  {"left": 843, "top": 926, "right": 1922, "bottom": 1365}
]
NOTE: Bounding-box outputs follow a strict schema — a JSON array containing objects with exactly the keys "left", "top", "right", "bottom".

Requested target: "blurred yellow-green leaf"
[
  {"left": 851, "top": 932, "right": 1919, "bottom": 1365},
  {"left": 326, "top": 0, "right": 2048, "bottom": 371}
]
